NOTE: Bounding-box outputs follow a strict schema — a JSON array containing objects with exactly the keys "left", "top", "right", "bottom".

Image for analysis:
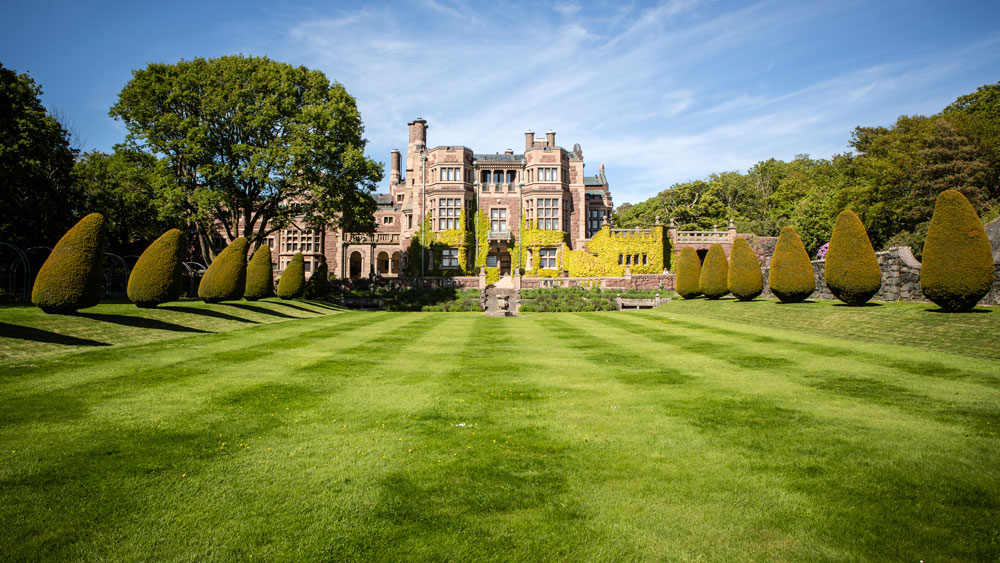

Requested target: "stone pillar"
[
  {"left": 479, "top": 266, "right": 486, "bottom": 289},
  {"left": 728, "top": 218, "right": 737, "bottom": 242}
]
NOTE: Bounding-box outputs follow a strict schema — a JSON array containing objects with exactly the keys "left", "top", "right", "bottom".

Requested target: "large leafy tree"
[
  {"left": 110, "top": 55, "right": 382, "bottom": 261},
  {"left": 74, "top": 147, "right": 174, "bottom": 255},
  {"left": 0, "top": 62, "right": 80, "bottom": 248}
]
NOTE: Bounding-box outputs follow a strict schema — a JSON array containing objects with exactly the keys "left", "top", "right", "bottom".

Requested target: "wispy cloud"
[{"left": 270, "top": 1, "right": 1000, "bottom": 204}]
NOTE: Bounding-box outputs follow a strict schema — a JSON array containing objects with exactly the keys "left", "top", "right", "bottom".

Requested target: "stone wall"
[
  {"left": 519, "top": 273, "right": 675, "bottom": 291},
  {"left": 761, "top": 246, "right": 1000, "bottom": 306}
]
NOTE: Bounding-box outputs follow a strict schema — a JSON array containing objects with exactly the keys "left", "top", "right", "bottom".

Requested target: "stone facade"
[{"left": 243, "top": 118, "right": 615, "bottom": 280}]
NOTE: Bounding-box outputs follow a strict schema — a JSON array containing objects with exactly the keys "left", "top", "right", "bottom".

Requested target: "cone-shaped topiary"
[
  {"left": 675, "top": 246, "right": 702, "bottom": 299},
  {"left": 769, "top": 226, "right": 815, "bottom": 303},
  {"left": 921, "top": 189, "right": 994, "bottom": 311},
  {"left": 304, "top": 260, "right": 330, "bottom": 299},
  {"left": 728, "top": 237, "right": 763, "bottom": 301},
  {"left": 277, "top": 253, "right": 306, "bottom": 299},
  {"left": 126, "top": 229, "right": 184, "bottom": 308},
  {"left": 32, "top": 213, "right": 106, "bottom": 314},
  {"left": 198, "top": 237, "right": 248, "bottom": 303},
  {"left": 825, "top": 210, "right": 882, "bottom": 306},
  {"left": 699, "top": 244, "right": 729, "bottom": 299},
  {"left": 244, "top": 245, "right": 275, "bottom": 301}
]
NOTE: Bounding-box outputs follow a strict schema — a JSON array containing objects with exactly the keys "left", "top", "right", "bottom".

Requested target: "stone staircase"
[{"left": 482, "top": 283, "right": 519, "bottom": 317}]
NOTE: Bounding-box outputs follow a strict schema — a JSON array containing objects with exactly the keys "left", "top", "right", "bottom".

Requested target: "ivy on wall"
[
  {"left": 519, "top": 216, "right": 570, "bottom": 276},
  {"left": 404, "top": 211, "right": 476, "bottom": 276},
  {"left": 404, "top": 213, "right": 671, "bottom": 279},
  {"left": 562, "top": 225, "right": 670, "bottom": 277}
]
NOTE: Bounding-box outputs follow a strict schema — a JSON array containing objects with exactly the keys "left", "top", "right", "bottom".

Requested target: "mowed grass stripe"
[
  {"left": 519, "top": 314, "right": 848, "bottom": 559},
  {"left": 646, "top": 310, "right": 1000, "bottom": 391},
  {"left": 588, "top": 311, "right": 1000, "bottom": 440},
  {"left": 1, "top": 312, "right": 462, "bottom": 561},
  {"left": 554, "top": 311, "right": 1000, "bottom": 561},
  {"left": 1, "top": 307, "right": 998, "bottom": 561},
  {"left": 0, "top": 311, "right": 392, "bottom": 407}
]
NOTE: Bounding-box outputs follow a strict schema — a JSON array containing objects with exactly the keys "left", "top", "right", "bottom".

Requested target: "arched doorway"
[
  {"left": 349, "top": 251, "right": 363, "bottom": 278},
  {"left": 376, "top": 251, "right": 390, "bottom": 275}
]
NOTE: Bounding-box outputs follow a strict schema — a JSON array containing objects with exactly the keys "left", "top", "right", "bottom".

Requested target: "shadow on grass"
[
  {"left": 0, "top": 322, "right": 111, "bottom": 347},
  {"left": 832, "top": 302, "right": 883, "bottom": 308},
  {"left": 265, "top": 300, "right": 324, "bottom": 314},
  {"left": 926, "top": 307, "right": 992, "bottom": 314},
  {"left": 74, "top": 313, "right": 210, "bottom": 333},
  {"left": 301, "top": 299, "right": 345, "bottom": 311},
  {"left": 222, "top": 303, "right": 296, "bottom": 319},
  {"left": 157, "top": 305, "right": 259, "bottom": 324}
]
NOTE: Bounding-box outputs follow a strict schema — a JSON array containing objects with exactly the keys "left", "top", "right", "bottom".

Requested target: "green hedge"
[
  {"left": 728, "top": 237, "right": 763, "bottom": 301},
  {"left": 304, "top": 261, "right": 330, "bottom": 299},
  {"left": 825, "top": 210, "right": 881, "bottom": 305},
  {"left": 244, "top": 245, "right": 274, "bottom": 301},
  {"left": 198, "top": 237, "right": 248, "bottom": 303},
  {"left": 699, "top": 244, "right": 729, "bottom": 299},
  {"left": 769, "top": 226, "right": 815, "bottom": 303},
  {"left": 127, "top": 228, "right": 183, "bottom": 308},
  {"left": 32, "top": 213, "right": 106, "bottom": 314},
  {"left": 675, "top": 247, "right": 702, "bottom": 299},
  {"left": 277, "top": 253, "right": 305, "bottom": 299},
  {"left": 921, "top": 190, "right": 994, "bottom": 311}
]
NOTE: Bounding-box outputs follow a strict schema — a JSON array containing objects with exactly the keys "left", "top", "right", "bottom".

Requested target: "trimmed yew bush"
[
  {"left": 198, "top": 237, "right": 248, "bottom": 303},
  {"left": 675, "top": 247, "right": 702, "bottom": 299},
  {"left": 304, "top": 260, "right": 330, "bottom": 299},
  {"left": 699, "top": 244, "right": 729, "bottom": 299},
  {"left": 31, "top": 213, "right": 106, "bottom": 314},
  {"left": 127, "top": 228, "right": 183, "bottom": 308},
  {"left": 921, "top": 189, "right": 994, "bottom": 311},
  {"left": 277, "top": 253, "right": 306, "bottom": 299},
  {"left": 244, "top": 245, "right": 275, "bottom": 301},
  {"left": 769, "top": 226, "right": 815, "bottom": 303},
  {"left": 728, "top": 237, "right": 763, "bottom": 301},
  {"left": 825, "top": 210, "right": 881, "bottom": 305}
]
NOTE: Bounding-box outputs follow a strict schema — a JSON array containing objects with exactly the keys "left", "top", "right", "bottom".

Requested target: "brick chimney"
[
  {"left": 546, "top": 130, "right": 556, "bottom": 147},
  {"left": 408, "top": 118, "right": 427, "bottom": 149},
  {"left": 390, "top": 149, "right": 401, "bottom": 184},
  {"left": 524, "top": 130, "right": 534, "bottom": 152}
]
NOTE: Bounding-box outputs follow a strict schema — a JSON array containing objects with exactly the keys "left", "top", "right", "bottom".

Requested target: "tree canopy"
[
  {"left": 110, "top": 55, "right": 383, "bottom": 262},
  {"left": 0, "top": 62, "right": 79, "bottom": 248}
]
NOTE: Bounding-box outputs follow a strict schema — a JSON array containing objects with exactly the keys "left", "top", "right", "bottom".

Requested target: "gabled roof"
[{"left": 374, "top": 193, "right": 393, "bottom": 206}]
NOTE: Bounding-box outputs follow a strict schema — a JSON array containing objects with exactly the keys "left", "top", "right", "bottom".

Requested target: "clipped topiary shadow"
[
  {"left": 0, "top": 322, "right": 110, "bottom": 347},
  {"left": 156, "top": 305, "right": 259, "bottom": 323},
  {"left": 222, "top": 303, "right": 297, "bottom": 319},
  {"left": 74, "top": 312, "right": 209, "bottom": 333}
]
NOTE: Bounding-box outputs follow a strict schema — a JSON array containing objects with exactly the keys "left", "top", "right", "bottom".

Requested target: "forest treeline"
[{"left": 614, "top": 83, "right": 1000, "bottom": 258}]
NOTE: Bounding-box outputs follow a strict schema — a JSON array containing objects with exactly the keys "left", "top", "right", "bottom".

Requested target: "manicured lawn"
[{"left": 0, "top": 300, "right": 997, "bottom": 561}]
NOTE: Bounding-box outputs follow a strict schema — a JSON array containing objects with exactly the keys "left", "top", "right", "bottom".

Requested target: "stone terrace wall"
[
  {"left": 761, "top": 246, "right": 1000, "bottom": 305},
  {"left": 520, "top": 273, "right": 675, "bottom": 291}
]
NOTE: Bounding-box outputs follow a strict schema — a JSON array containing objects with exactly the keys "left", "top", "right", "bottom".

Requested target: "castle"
[{"left": 264, "top": 118, "right": 623, "bottom": 281}]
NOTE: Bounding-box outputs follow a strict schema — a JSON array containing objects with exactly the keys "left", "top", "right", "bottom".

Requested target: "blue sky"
[{"left": 3, "top": 0, "right": 999, "bottom": 204}]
